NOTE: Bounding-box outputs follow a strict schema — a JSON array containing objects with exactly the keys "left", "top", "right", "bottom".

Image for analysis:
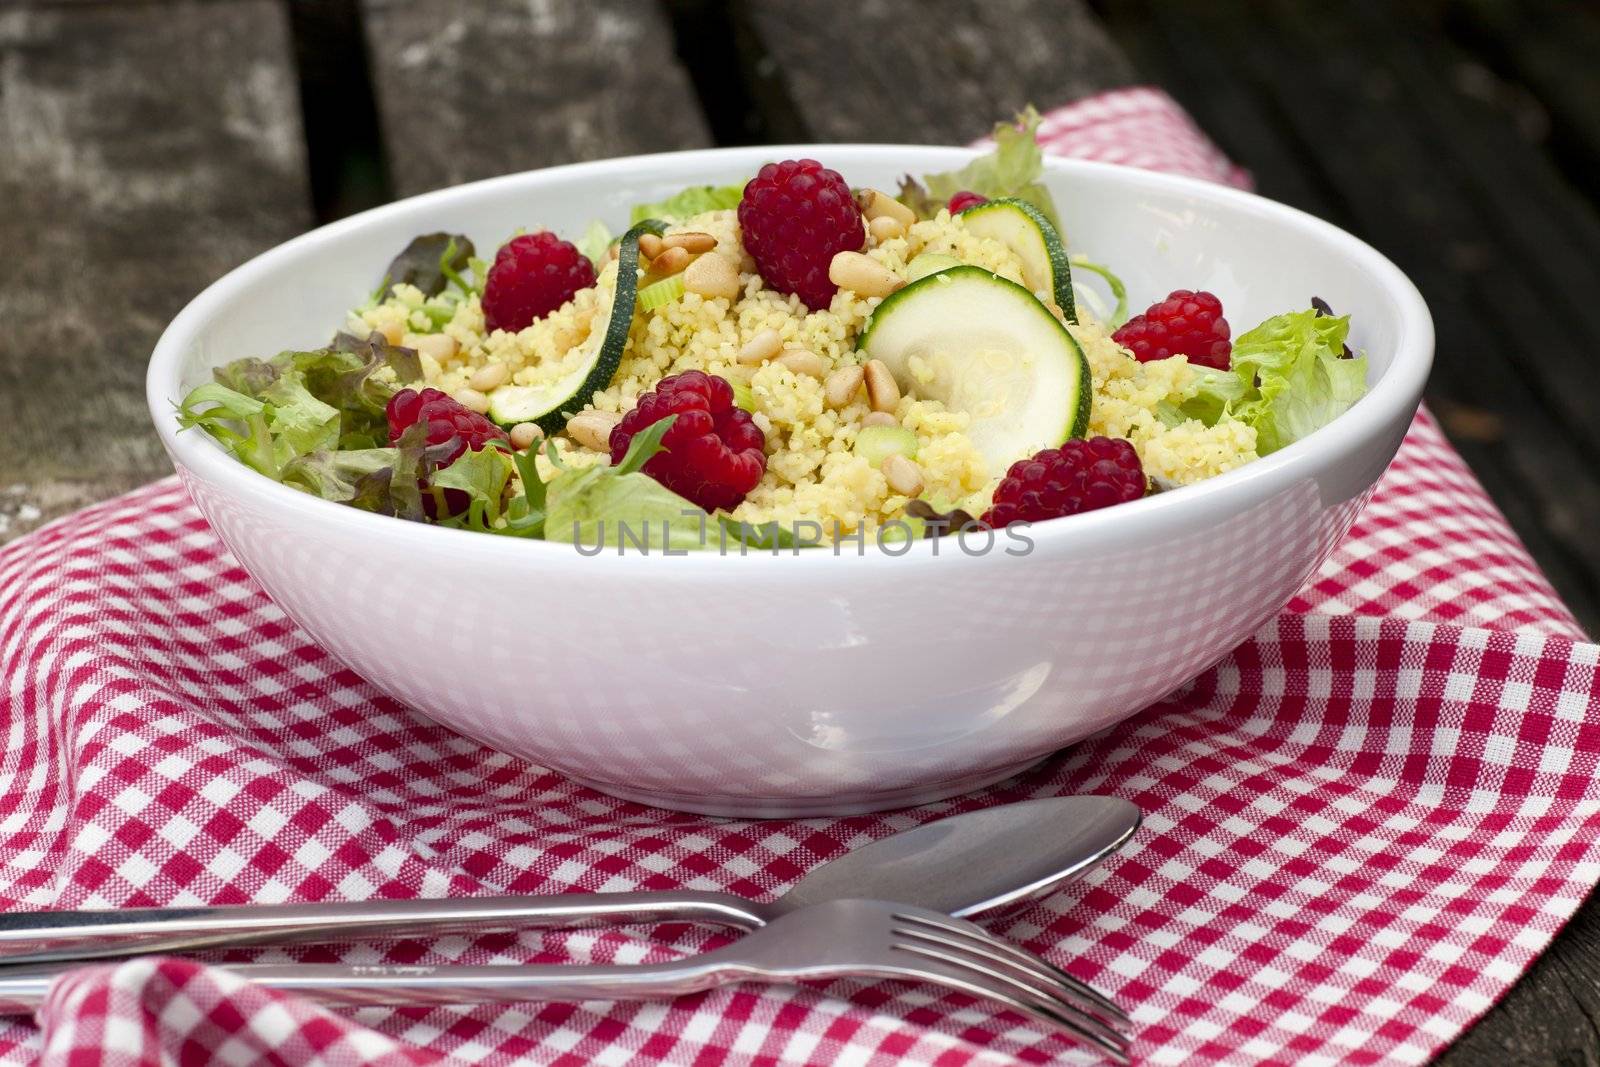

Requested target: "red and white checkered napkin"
[{"left": 2, "top": 88, "right": 1597, "bottom": 1067}]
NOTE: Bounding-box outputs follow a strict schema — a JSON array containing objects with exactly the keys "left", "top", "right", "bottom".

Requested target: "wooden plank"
[
  {"left": 1094, "top": 5, "right": 1600, "bottom": 1052},
  {"left": 1438, "top": 901, "right": 1600, "bottom": 1066},
  {"left": 1098, "top": 0, "right": 1600, "bottom": 640},
  {"left": 0, "top": 1, "right": 313, "bottom": 544},
  {"left": 359, "top": 0, "right": 713, "bottom": 197},
  {"left": 1107, "top": 6, "right": 1600, "bottom": 1062},
  {"left": 739, "top": 0, "right": 1137, "bottom": 143},
  {"left": 1450, "top": 0, "right": 1600, "bottom": 191}
]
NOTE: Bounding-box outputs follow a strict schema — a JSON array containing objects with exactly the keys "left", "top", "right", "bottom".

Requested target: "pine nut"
[
  {"left": 663, "top": 231, "right": 718, "bottom": 254},
  {"left": 637, "top": 233, "right": 665, "bottom": 260},
  {"left": 468, "top": 362, "right": 509, "bottom": 391},
  {"left": 454, "top": 388, "right": 490, "bottom": 414},
  {"left": 824, "top": 365, "right": 865, "bottom": 409},
  {"left": 862, "top": 411, "right": 898, "bottom": 428},
  {"left": 509, "top": 422, "right": 544, "bottom": 450},
  {"left": 412, "top": 332, "right": 458, "bottom": 362},
  {"left": 829, "top": 252, "right": 904, "bottom": 299},
  {"left": 737, "top": 328, "right": 783, "bottom": 365},
  {"left": 647, "top": 246, "right": 692, "bottom": 278},
  {"left": 858, "top": 188, "right": 916, "bottom": 228},
  {"left": 378, "top": 321, "right": 405, "bottom": 346},
  {"left": 777, "top": 349, "right": 826, "bottom": 378},
  {"left": 869, "top": 215, "right": 905, "bottom": 243},
  {"left": 881, "top": 453, "right": 924, "bottom": 497},
  {"left": 566, "top": 410, "right": 620, "bottom": 452},
  {"left": 683, "top": 252, "right": 741, "bottom": 300},
  {"left": 863, "top": 359, "right": 901, "bottom": 413}
]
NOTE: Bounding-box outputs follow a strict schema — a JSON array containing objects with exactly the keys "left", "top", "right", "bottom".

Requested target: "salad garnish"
[{"left": 177, "top": 113, "right": 1371, "bottom": 550}]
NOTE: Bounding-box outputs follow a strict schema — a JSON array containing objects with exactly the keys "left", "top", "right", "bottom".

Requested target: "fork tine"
[
  {"left": 893, "top": 943, "right": 1131, "bottom": 1064},
  {"left": 892, "top": 936, "right": 1128, "bottom": 1051},
  {"left": 893, "top": 923, "right": 1126, "bottom": 1027},
  {"left": 892, "top": 910, "right": 1128, "bottom": 1023}
]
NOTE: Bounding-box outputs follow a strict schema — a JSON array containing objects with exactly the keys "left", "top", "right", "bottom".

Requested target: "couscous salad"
[{"left": 178, "top": 112, "right": 1368, "bottom": 549}]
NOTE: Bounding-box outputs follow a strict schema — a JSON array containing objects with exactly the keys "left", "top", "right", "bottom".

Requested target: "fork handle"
[
  {"left": 0, "top": 957, "right": 757, "bottom": 1012},
  {"left": 0, "top": 893, "right": 768, "bottom": 966}
]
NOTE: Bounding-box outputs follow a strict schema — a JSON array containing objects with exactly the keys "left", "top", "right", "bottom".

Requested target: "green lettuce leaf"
[
  {"left": 628, "top": 181, "right": 746, "bottom": 225},
  {"left": 282, "top": 448, "right": 397, "bottom": 502},
  {"left": 433, "top": 444, "right": 516, "bottom": 531},
  {"left": 1228, "top": 309, "right": 1367, "bottom": 455},
  {"left": 718, "top": 518, "right": 825, "bottom": 550},
  {"left": 899, "top": 107, "right": 1060, "bottom": 229},
  {"left": 1068, "top": 256, "right": 1129, "bottom": 328},
  {"left": 258, "top": 375, "right": 342, "bottom": 461},
  {"left": 178, "top": 335, "right": 422, "bottom": 492},
  {"left": 575, "top": 220, "right": 614, "bottom": 268},
  {"left": 1164, "top": 367, "right": 1251, "bottom": 428},
  {"left": 495, "top": 442, "right": 551, "bottom": 537},
  {"left": 175, "top": 383, "right": 278, "bottom": 475},
  {"left": 542, "top": 417, "right": 710, "bottom": 551}
]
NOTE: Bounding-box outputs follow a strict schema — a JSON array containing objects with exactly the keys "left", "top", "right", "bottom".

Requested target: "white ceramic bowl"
[{"left": 148, "top": 147, "right": 1432, "bottom": 816}]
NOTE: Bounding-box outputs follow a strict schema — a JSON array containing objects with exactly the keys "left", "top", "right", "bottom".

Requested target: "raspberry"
[
  {"left": 737, "top": 159, "right": 864, "bottom": 311},
  {"left": 385, "top": 388, "right": 508, "bottom": 516},
  {"left": 609, "top": 371, "right": 766, "bottom": 513},
  {"left": 1112, "top": 289, "right": 1231, "bottom": 371},
  {"left": 481, "top": 232, "right": 596, "bottom": 334},
  {"left": 947, "top": 190, "right": 988, "bottom": 213},
  {"left": 981, "top": 438, "right": 1146, "bottom": 527}
]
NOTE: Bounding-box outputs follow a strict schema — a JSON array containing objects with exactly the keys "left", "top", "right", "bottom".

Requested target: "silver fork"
[{"left": 0, "top": 899, "right": 1130, "bottom": 1062}]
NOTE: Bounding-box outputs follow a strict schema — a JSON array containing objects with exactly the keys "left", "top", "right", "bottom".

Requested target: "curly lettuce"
[
  {"left": 1230, "top": 309, "right": 1367, "bottom": 454},
  {"left": 628, "top": 181, "right": 746, "bottom": 225},
  {"left": 898, "top": 106, "right": 1061, "bottom": 229},
  {"left": 1163, "top": 305, "right": 1367, "bottom": 454},
  {"left": 176, "top": 334, "right": 419, "bottom": 497},
  {"left": 542, "top": 417, "right": 709, "bottom": 551}
]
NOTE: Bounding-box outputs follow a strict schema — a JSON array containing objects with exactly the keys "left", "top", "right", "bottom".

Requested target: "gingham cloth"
[{"left": 2, "top": 87, "right": 1597, "bottom": 1067}]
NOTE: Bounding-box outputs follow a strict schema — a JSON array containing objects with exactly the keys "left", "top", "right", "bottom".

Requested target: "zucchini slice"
[
  {"left": 859, "top": 266, "right": 1091, "bottom": 472},
  {"left": 958, "top": 197, "right": 1075, "bottom": 322},
  {"left": 489, "top": 218, "right": 665, "bottom": 432}
]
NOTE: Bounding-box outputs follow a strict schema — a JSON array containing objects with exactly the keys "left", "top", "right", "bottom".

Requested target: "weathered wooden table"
[{"left": 1, "top": 1, "right": 1594, "bottom": 1060}]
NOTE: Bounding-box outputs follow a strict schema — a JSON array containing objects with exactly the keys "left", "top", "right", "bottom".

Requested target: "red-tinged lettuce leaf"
[
  {"left": 212, "top": 357, "right": 280, "bottom": 397},
  {"left": 275, "top": 333, "right": 422, "bottom": 444},
  {"left": 388, "top": 422, "right": 429, "bottom": 522},
  {"left": 895, "top": 175, "right": 937, "bottom": 221},
  {"left": 905, "top": 498, "right": 977, "bottom": 539},
  {"left": 282, "top": 448, "right": 397, "bottom": 502},
  {"left": 379, "top": 233, "right": 476, "bottom": 299}
]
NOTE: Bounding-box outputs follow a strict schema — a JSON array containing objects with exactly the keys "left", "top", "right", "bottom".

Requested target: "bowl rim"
[{"left": 147, "top": 144, "right": 1434, "bottom": 571}]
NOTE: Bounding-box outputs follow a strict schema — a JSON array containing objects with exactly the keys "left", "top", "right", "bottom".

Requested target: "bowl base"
[{"left": 565, "top": 757, "right": 1049, "bottom": 818}]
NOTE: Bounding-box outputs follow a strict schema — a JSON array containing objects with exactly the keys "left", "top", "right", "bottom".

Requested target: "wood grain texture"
[
  {"left": 738, "top": 0, "right": 1136, "bottom": 143},
  {"left": 360, "top": 0, "right": 713, "bottom": 197},
  {"left": 1101, "top": 3, "right": 1600, "bottom": 1059},
  {"left": 1102, "top": 0, "right": 1600, "bottom": 639},
  {"left": 0, "top": 1, "right": 311, "bottom": 543}
]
